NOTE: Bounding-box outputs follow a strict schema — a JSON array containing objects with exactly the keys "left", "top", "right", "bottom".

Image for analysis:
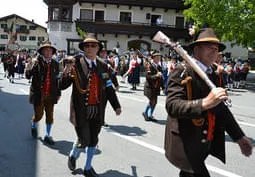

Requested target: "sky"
[{"left": 0, "top": 0, "right": 48, "bottom": 27}]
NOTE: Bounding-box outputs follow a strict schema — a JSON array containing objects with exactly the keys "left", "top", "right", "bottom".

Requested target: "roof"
[
  {"left": 44, "top": 0, "right": 186, "bottom": 10},
  {"left": 0, "top": 14, "right": 47, "bottom": 30}
]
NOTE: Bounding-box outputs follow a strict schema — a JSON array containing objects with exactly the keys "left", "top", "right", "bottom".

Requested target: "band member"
[
  {"left": 58, "top": 36, "right": 121, "bottom": 177},
  {"left": 25, "top": 42, "right": 61, "bottom": 145},
  {"left": 98, "top": 47, "right": 119, "bottom": 91},
  {"left": 164, "top": 28, "right": 253, "bottom": 177},
  {"left": 142, "top": 52, "right": 164, "bottom": 121},
  {"left": 213, "top": 52, "right": 226, "bottom": 87},
  {"left": 6, "top": 53, "right": 16, "bottom": 83}
]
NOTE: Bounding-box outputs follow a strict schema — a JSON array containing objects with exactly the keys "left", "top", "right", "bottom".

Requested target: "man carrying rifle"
[
  {"left": 164, "top": 28, "right": 253, "bottom": 177},
  {"left": 143, "top": 52, "right": 164, "bottom": 121}
]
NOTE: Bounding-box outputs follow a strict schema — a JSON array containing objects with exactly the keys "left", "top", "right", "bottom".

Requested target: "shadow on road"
[
  {"left": 0, "top": 87, "right": 36, "bottom": 177},
  {"left": 100, "top": 165, "right": 139, "bottom": 177},
  {"left": 225, "top": 135, "right": 255, "bottom": 145},
  {"left": 107, "top": 125, "right": 147, "bottom": 136}
]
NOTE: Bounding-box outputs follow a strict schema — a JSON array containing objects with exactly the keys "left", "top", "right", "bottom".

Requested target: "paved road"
[{"left": 0, "top": 64, "right": 255, "bottom": 177}]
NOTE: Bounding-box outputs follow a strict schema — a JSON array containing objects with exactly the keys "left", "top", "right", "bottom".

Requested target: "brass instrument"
[{"left": 63, "top": 56, "right": 90, "bottom": 94}]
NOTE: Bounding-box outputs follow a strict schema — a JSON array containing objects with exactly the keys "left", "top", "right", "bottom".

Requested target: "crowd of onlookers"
[
  {"left": 0, "top": 49, "right": 251, "bottom": 91},
  {"left": 221, "top": 60, "right": 251, "bottom": 89}
]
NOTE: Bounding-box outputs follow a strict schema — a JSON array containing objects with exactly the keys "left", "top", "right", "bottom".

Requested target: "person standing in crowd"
[
  {"left": 143, "top": 52, "right": 164, "bottom": 121},
  {"left": 240, "top": 62, "right": 250, "bottom": 87},
  {"left": 233, "top": 61, "right": 241, "bottom": 88},
  {"left": 119, "top": 55, "right": 129, "bottom": 83},
  {"left": 164, "top": 28, "right": 253, "bottom": 177},
  {"left": 225, "top": 61, "right": 234, "bottom": 90},
  {"left": 125, "top": 52, "right": 141, "bottom": 90},
  {"left": 15, "top": 51, "right": 26, "bottom": 78},
  {"left": 58, "top": 36, "right": 121, "bottom": 177},
  {"left": 6, "top": 53, "right": 16, "bottom": 83},
  {"left": 213, "top": 52, "right": 226, "bottom": 87},
  {"left": 1, "top": 52, "right": 9, "bottom": 78},
  {"left": 55, "top": 49, "right": 66, "bottom": 76},
  {"left": 25, "top": 42, "right": 61, "bottom": 145},
  {"left": 98, "top": 47, "right": 119, "bottom": 91}
]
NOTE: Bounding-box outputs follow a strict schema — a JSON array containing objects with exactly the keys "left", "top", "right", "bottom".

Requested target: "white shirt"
[{"left": 85, "top": 57, "right": 97, "bottom": 68}]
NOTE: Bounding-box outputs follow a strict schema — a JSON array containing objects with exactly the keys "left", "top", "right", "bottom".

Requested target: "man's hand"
[
  {"left": 157, "top": 72, "right": 162, "bottom": 77},
  {"left": 115, "top": 108, "right": 121, "bottom": 116},
  {"left": 237, "top": 136, "right": 253, "bottom": 157},
  {"left": 63, "top": 63, "right": 73, "bottom": 77},
  {"left": 57, "top": 96, "right": 61, "bottom": 103},
  {"left": 202, "top": 87, "right": 228, "bottom": 110}
]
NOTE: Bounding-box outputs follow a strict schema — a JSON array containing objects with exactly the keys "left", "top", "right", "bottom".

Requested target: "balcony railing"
[{"left": 76, "top": 19, "right": 189, "bottom": 40}]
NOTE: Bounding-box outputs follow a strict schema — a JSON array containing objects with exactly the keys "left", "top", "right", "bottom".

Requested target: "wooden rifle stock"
[{"left": 152, "top": 31, "right": 232, "bottom": 107}]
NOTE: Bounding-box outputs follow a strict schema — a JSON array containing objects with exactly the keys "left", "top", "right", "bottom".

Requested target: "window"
[
  {"left": 49, "top": 7, "right": 72, "bottom": 21},
  {"left": 95, "top": 10, "right": 104, "bottom": 22},
  {"left": 61, "top": 8, "right": 71, "bottom": 20},
  {"left": 20, "top": 36, "right": 27, "bottom": 41},
  {"left": 80, "top": 9, "right": 93, "bottom": 21},
  {"left": 29, "top": 26, "right": 37, "bottom": 30},
  {"left": 29, "top": 36, "right": 36, "bottom": 41},
  {"left": 38, "top": 36, "right": 45, "bottom": 42},
  {"left": 0, "top": 34, "right": 8, "bottom": 39},
  {"left": 1, "top": 24, "right": 7, "bottom": 29},
  {"left": 151, "top": 15, "right": 161, "bottom": 26},
  {"left": 176, "top": 16, "right": 184, "bottom": 29},
  {"left": 53, "top": 8, "right": 60, "bottom": 20},
  {"left": 120, "top": 12, "right": 131, "bottom": 24},
  {"left": 20, "top": 25, "right": 27, "bottom": 30}
]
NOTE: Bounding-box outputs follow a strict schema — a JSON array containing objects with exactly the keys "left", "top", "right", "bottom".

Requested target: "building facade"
[
  {"left": 44, "top": 0, "right": 189, "bottom": 55},
  {"left": 0, "top": 14, "right": 48, "bottom": 54}
]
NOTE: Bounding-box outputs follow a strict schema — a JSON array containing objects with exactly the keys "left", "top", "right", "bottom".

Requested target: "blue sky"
[{"left": 0, "top": 0, "right": 48, "bottom": 27}]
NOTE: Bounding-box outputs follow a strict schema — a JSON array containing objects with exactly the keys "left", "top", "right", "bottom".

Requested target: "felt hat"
[
  {"left": 79, "top": 34, "right": 102, "bottom": 51},
  {"left": 188, "top": 28, "right": 226, "bottom": 52},
  {"left": 38, "top": 41, "right": 57, "bottom": 55},
  {"left": 152, "top": 52, "right": 162, "bottom": 57}
]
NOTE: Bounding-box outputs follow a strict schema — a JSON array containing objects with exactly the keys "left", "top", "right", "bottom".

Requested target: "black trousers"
[
  {"left": 75, "top": 117, "right": 101, "bottom": 147},
  {"left": 179, "top": 170, "right": 204, "bottom": 177}
]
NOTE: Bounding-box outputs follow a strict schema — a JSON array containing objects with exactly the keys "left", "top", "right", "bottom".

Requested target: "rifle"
[
  {"left": 136, "top": 49, "right": 159, "bottom": 72},
  {"left": 153, "top": 31, "right": 231, "bottom": 107}
]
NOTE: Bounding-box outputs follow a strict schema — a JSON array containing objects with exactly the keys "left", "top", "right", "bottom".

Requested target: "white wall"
[{"left": 223, "top": 41, "right": 248, "bottom": 59}]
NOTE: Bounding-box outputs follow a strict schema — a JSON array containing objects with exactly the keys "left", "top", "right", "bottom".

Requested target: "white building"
[
  {"left": 0, "top": 14, "right": 48, "bottom": 53},
  {"left": 44, "top": 0, "right": 189, "bottom": 55}
]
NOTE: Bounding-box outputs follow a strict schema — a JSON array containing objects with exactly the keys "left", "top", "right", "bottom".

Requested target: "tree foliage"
[
  {"left": 183, "top": 0, "right": 255, "bottom": 47},
  {"left": 76, "top": 27, "right": 86, "bottom": 39}
]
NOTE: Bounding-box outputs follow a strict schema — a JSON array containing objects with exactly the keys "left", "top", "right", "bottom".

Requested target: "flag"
[{"left": 9, "top": 22, "right": 14, "bottom": 33}]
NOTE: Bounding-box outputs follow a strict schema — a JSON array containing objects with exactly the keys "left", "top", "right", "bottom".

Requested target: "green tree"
[
  {"left": 76, "top": 27, "right": 86, "bottom": 39},
  {"left": 184, "top": 0, "right": 255, "bottom": 47}
]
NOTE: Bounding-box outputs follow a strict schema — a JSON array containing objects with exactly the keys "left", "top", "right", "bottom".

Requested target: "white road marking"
[
  {"left": 237, "top": 121, "right": 255, "bottom": 128},
  {"left": 119, "top": 95, "right": 255, "bottom": 128},
  {"left": 19, "top": 88, "right": 29, "bottom": 95},
  {"left": 108, "top": 129, "right": 242, "bottom": 177}
]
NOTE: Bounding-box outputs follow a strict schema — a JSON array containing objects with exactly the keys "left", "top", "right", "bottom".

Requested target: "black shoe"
[
  {"left": 68, "top": 156, "right": 76, "bottom": 171},
  {"left": 83, "top": 167, "right": 99, "bottom": 177},
  {"left": 44, "top": 136, "right": 55, "bottom": 145},
  {"left": 148, "top": 116, "right": 158, "bottom": 122},
  {"left": 142, "top": 112, "right": 150, "bottom": 121},
  {"left": 179, "top": 170, "right": 195, "bottom": 177},
  {"left": 31, "top": 127, "right": 38, "bottom": 138}
]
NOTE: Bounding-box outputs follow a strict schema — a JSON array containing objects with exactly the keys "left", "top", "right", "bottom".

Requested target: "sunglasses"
[{"left": 84, "top": 44, "right": 98, "bottom": 48}]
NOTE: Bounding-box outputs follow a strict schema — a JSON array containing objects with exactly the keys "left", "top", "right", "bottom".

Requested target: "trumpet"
[{"left": 63, "top": 56, "right": 90, "bottom": 94}]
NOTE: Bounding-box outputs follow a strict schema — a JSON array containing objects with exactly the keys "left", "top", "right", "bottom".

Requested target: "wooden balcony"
[
  {"left": 77, "top": 0, "right": 187, "bottom": 10},
  {"left": 75, "top": 19, "right": 190, "bottom": 41}
]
